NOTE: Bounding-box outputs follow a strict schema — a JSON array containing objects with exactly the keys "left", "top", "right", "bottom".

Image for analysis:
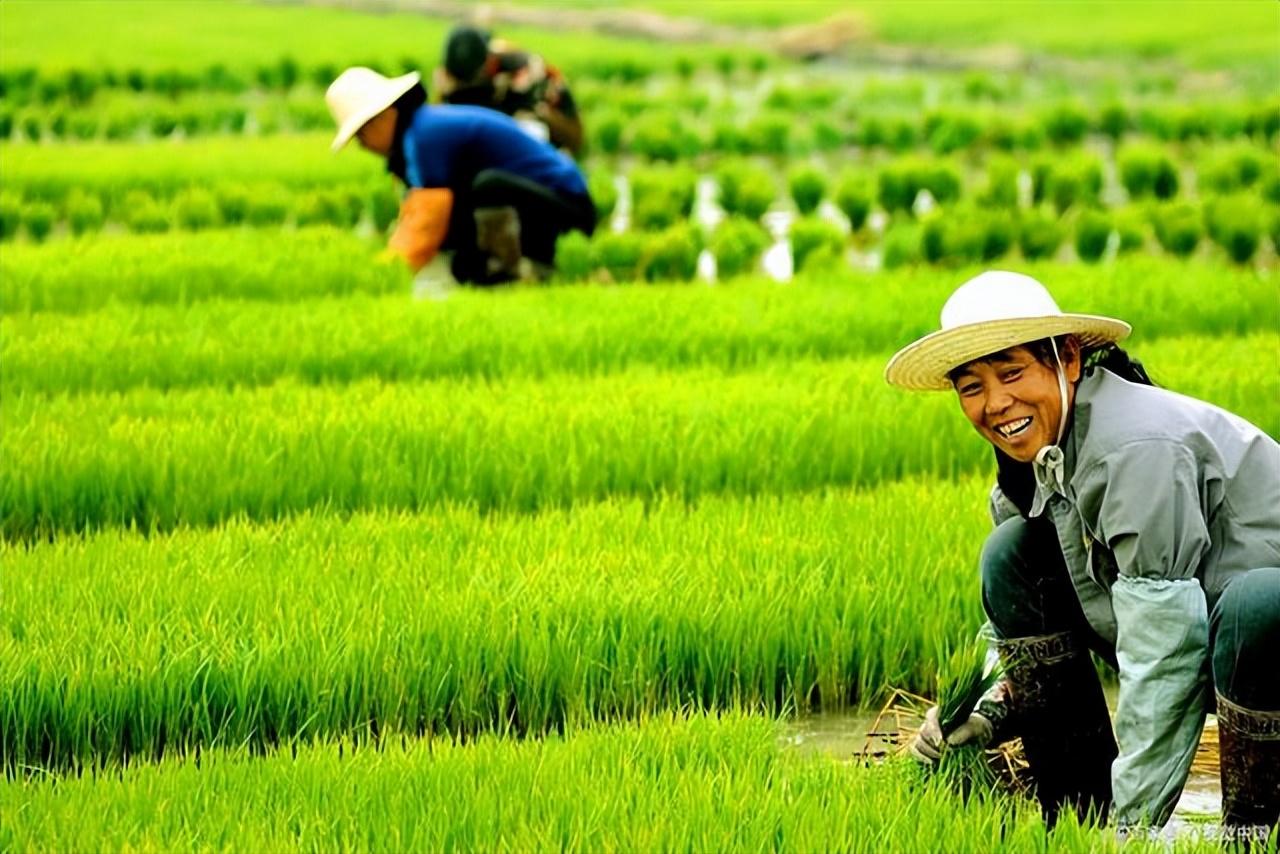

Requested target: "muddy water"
[{"left": 781, "top": 700, "right": 1221, "bottom": 829}]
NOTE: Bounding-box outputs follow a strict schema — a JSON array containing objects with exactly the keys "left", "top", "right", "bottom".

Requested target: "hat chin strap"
[{"left": 1034, "top": 338, "right": 1070, "bottom": 474}]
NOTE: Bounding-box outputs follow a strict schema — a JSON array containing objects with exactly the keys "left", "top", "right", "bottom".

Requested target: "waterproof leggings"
[
  {"left": 981, "top": 514, "right": 1280, "bottom": 710},
  {"left": 981, "top": 514, "right": 1280, "bottom": 828},
  {"left": 444, "top": 168, "right": 596, "bottom": 284}
]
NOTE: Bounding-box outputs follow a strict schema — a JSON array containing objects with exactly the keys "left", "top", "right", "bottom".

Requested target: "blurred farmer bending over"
[
  {"left": 433, "top": 25, "right": 585, "bottom": 157},
  {"left": 326, "top": 67, "right": 595, "bottom": 285}
]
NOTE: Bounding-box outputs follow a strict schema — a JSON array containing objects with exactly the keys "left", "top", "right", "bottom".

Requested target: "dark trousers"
[
  {"left": 981, "top": 515, "right": 1280, "bottom": 711},
  {"left": 445, "top": 169, "right": 596, "bottom": 284}
]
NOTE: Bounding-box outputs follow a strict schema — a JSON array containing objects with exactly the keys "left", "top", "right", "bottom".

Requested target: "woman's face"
[
  {"left": 951, "top": 340, "right": 1081, "bottom": 463},
  {"left": 355, "top": 107, "right": 397, "bottom": 156}
]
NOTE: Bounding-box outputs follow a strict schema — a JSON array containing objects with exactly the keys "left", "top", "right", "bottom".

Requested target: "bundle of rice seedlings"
[{"left": 932, "top": 640, "right": 1005, "bottom": 798}]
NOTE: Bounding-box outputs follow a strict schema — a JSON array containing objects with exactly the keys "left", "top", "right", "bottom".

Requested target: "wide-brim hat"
[
  {"left": 326, "top": 67, "right": 421, "bottom": 153},
  {"left": 884, "top": 270, "right": 1131, "bottom": 391}
]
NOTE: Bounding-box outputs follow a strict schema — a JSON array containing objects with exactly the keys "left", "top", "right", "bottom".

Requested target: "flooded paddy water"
[{"left": 782, "top": 693, "right": 1221, "bottom": 830}]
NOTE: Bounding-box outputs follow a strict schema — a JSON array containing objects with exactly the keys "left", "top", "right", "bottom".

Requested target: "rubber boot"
[
  {"left": 1217, "top": 692, "right": 1280, "bottom": 849},
  {"left": 997, "top": 631, "right": 1117, "bottom": 826},
  {"left": 473, "top": 206, "right": 524, "bottom": 282}
]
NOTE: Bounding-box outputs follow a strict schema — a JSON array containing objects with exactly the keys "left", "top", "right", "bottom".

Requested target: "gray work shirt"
[{"left": 992, "top": 367, "right": 1280, "bottom": 827}]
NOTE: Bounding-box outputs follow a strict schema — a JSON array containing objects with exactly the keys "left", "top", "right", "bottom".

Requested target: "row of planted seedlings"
[
  {"left": 4, "top": 332, "right": 1275, "bottom": 540},
  {"left": 1, "top": 476, "right": 991, "bottom": 769},
  {"left": 588, "top": 98, "right": 1280, "bottom": 163},
  {"left": 4, "top": 711, "right": 1170, "bottom": 854},
  {"left": 0, "top": 47, "right": 777, "bottom": 106},
  {"left": 3, "top": 127, "right": 1273, "bottom": 242},
  {"left": 7, "top": 57, "right": 1276, "bottom": 152},
  {"left": 4, "top": 236, "right": 1275, "bottom": 374},
  {"left": 565, "top": 146, "right": 1280, "bottom": 281}
]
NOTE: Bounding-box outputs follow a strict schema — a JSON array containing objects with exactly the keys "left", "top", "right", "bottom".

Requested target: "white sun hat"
[
  {"left": 326, "top": 67, "right": 421, "bottom": 152},
  {"left": 884, "top": 271, "right": 1131, "bottom": 391}
]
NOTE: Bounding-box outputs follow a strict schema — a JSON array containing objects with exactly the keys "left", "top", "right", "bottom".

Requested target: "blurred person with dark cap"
[{"left": 434, "top": 24, "right": 585, "bottom": 157}]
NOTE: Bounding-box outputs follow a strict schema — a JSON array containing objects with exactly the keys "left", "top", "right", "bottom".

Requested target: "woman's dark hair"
[
  {"left": 948, "top": 335, "right": 1155, "bottom": 388},
  {"left": 976, "top": 335, "right": 1157, "bottom": 516},
  {"left": 385, "top": 82, "right": 428, "bottom": 184}
]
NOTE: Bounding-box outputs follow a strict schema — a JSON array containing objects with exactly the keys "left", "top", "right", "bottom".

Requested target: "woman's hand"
[{"left": 908, "top": 705, "right": 994, "bottom": 763}]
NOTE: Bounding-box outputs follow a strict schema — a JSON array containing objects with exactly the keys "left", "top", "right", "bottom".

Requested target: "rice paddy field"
[{"left": 2, "top": 1, "right": 1278, "bottom": 851}]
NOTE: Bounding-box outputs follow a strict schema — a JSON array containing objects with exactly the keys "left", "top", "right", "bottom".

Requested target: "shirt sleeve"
[{"left": 1081, "top": 439, "right": 1212, "bottom": 828}]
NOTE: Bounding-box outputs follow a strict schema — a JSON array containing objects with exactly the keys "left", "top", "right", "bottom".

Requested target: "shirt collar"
[{"left": 1028, "top": 372, "right": 1100, "bottom": 515}]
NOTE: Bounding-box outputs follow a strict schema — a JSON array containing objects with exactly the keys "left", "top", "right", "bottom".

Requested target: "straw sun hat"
[
  {"left": 325, "top": 67, "right": 421, "bottom": 152},
  {"left": 884, "top": 271, "right": 1131, "bottom": 391}
]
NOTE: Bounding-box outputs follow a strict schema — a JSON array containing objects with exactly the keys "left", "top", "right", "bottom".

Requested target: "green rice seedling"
[
  {"left": 553, "top": 231, "right": 595, "bottom": 283},
  {"left": 21, "top": 201, "right": 56, "bottom": 242},
  {"left": 788, "top": 165, "right": 828, "bottom": 216},
  {"left": 1097, "top": 101, "right": 1130, "bottom": 141},
  {"left": 0, "top": 192, "right": 21, "bottom": 240},
  {"left": 882, "top": 220, "right": 923, "bottom": 268},
  {"left": 924, "top": 108, "right": 983, "bottom": 155},
  {"left": 715, "top": 160, "right": 775, "bottom": 221},
  {"left": 591, "top": 231, "right": 646, "bottom": 282},
  {"left": 629, "top": 166, "right": 696, "bottom": 231},
  {"left": 215, "top": 184, "right": 252, "bottom": 226},
  {"left": 1044, "top": 155, "right": 1103, "bottom": 214},
  {"left": 1018, "top": 211, "right": 1065, "bottom": 260},
  {"left": 1244, "top": 100, "right": 1280, "bottom": 143},
  {"left": 789, "top": 217, "right": 845, "bottom": 274},
  {"left": 1203, "top": 194, "right": 1263, "bottom": 264},
  {"left": 1039, "top": 101, "right": 1090, "bottom": 146},
  {"left": 628, "top": 110, "right": 700, "bottom": 162},
  {"left": 172, "top": 187, "right": 222, "bottom": 231},
  {"left": 1074, "top": 209, "right": 1112, "bottom": 263},
  {"left": 64, "top": 190, "right": 105, "bottom": 236},
  {"left": 1117, "top": 144, "right": 1180, "bottom": 200},
  {"left": 834, "top": 170, "right": 874, "bottom": 231},
  {"left": 587, "top": 170, "right": 618, "bottom": 222},
  {"left": 590, "top": 109, "right": 624, "bottom": 155},
  {"left": 244, "top": 182, "right": 292, "bottom": 227},
  {"left": 932, "top": 640, "right": 1003, "bottom": 797},
  {"left": 641, "top": 223, "right": 701, "bottom": 282},
  {"left": 879, "top": 158, "right": 963, "bottom": 216},
  {"left": 1152, "top": 201, "right": 1203, "bottom": 257},
  {"left": 742, "top": 111, "right": 792, "bottom": 156},
  {"left": 980, "top": 156, "right": 1020, "bottom": 209},
  {"left": 121, "top": 190, "right": 170, "bottom": 234},
  {"left": 978, "top": 210, "right": 1017, "bottom": 261},
  {"left": 709, "top": 217, "right": 770, "bottom": 279},
  {"left": 1114, "top": 207, "right": 1148, "bottom": 254},
  {"left": 1197, "top": 144, "right": 1270, "bottom": 195}
]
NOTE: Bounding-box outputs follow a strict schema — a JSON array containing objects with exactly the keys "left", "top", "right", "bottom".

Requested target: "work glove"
[{"left": 908, "top": 705, "right": 994, "bottom": 764}]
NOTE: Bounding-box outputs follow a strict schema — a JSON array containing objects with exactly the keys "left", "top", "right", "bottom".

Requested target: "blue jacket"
[{"left": 400, "top": 104, "right": 587, "bottom": 198}]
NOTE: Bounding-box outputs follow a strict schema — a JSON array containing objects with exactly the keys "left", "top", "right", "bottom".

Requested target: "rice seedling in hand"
[{"left": 931, "top": 639, "right": 1004, "bottom": 798}]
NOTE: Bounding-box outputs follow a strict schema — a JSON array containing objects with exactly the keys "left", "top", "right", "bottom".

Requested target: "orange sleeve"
[{"left": 388, "top": 188, "right": 453, "bottom": 272}]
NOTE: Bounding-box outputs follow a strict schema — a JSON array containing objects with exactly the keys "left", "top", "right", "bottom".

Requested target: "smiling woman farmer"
[
  {"left": 325, "top": 67, "right": 595, "bottom": 285},
  {"left": 888, "top": 271, "right": 1280, "bottom": 839}
]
